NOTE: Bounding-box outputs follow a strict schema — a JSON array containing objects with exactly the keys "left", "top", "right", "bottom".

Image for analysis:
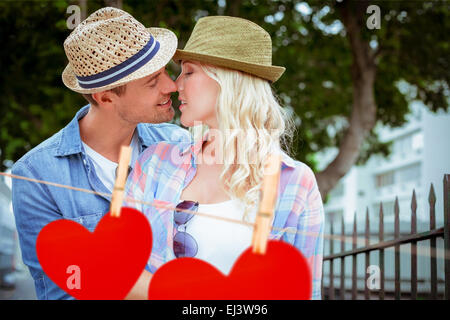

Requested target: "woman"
[{"left": 124, "top": 16, "right": 324, "bottom": 299}]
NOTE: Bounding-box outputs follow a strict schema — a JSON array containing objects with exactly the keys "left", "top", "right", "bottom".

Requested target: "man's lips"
[{"left": 157, "top": 99, "right": 172, "bottom": 108}]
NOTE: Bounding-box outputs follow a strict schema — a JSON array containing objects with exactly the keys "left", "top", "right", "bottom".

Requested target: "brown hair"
[{"left": 82, "top": 84, "right": 127, "bottom": 106}]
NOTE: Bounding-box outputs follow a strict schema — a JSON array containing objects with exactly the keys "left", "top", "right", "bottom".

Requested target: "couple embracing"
[{"left": 12, "top": 7, "right": 324, "bottom": 300}]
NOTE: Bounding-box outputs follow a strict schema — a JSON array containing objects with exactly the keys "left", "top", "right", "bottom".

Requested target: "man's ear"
[{"left": 92, "top": 91, "right": 115, "bottom": 107}]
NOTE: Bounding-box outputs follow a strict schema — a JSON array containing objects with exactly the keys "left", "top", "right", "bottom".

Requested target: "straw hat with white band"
[
  {"left": 173, "top": 16, "right": 285, "bottom": 83},
  {"left": 62, "top": 7, "right": 177, "bottom": 94}
]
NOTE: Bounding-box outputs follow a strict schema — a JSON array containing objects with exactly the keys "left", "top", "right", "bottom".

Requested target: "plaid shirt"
[{"left": 124, "top": 136, "right": 324, "bottom": 299}]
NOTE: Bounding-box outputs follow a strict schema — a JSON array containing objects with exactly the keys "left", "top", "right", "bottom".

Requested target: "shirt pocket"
[{"left": 65, "top": 212, "right": 105, "bottom": 233}]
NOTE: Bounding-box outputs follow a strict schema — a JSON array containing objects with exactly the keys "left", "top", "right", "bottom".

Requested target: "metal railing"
[{"left": 322, "top": 174, "right": 450, "bottom": 300}]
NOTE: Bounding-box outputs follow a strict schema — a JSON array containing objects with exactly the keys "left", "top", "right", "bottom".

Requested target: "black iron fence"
[{"left": 322, "top": 174, "right": 450, "bottom": 300}]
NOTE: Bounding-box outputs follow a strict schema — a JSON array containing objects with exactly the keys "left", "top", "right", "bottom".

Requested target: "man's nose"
[{"left": 162, "top": 73, "right": 177, "bottom": 93}]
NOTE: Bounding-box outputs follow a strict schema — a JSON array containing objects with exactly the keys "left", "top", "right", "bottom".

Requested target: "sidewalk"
[{"left": 0, "top": 268, "right": 36, "bottom": 300}]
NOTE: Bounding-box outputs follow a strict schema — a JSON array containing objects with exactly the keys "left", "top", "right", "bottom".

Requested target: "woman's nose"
[{"left": 175, "top": 76, "right": 183, "bottom": 91}]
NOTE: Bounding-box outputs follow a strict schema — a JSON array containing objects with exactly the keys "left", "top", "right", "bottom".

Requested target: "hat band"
[{"left": 76, "top": 36, "right": 160, "bottom": 89}]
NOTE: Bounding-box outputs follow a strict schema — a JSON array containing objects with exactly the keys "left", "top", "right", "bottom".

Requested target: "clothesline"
[{"left": 1, "top": 171, "right": 447, "bottom": 259}]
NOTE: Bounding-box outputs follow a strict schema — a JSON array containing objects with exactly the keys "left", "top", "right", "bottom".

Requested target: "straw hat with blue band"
[
  {"left": 62, "top": 7, "right": 177, "bottom": 94},
  {"left": 173, "top": 16, "right": 285, "bottom": 83}
]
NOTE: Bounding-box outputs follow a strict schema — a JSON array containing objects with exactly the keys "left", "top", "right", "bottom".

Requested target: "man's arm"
[
  {"left": 125, "top": 269, "right": 153, "bottom": 300},
  {"left": 12, "top": 161, "right": 73, "bottom": 300}
]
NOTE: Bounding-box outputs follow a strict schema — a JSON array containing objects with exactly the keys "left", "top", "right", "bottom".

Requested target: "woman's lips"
[{"left": 179, "top": 103, "right": 187, "bottom": 111}]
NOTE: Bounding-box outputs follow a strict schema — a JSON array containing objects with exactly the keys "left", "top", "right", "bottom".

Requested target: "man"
[{"left": 11, "top": 7, "right": 189, "bottom": 300}]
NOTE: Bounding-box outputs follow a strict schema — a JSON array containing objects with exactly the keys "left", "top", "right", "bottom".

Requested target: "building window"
[
  {"left": 397, "top": 163, "right": 421, "bottom": 183},
  {"left": 375, "top": 171, "right": 395, "bottom": 188},
  {"left": 411, "top": 132, "right": 424, "bottom": 152},
  {"left": 394, "top": 135, "right": 411, "bottom": 157},
  {"left": 393, "top": 131, "right": 423, "bottom": 157}
]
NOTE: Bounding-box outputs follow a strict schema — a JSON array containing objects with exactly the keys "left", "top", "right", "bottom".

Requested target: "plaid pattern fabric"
[{"left": 124, "top": 137, "right": 324, "bottom": 299}]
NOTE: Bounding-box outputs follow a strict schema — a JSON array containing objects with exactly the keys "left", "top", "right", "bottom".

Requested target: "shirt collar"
[
  {"left": 280, "top": 150, "right": 296, "bottom": 168},
  {"left": 55, "top": 105, "right": 90, "bottom": 157},
  {"left": 55, "top": 104, "right": 155, "bottom": 157}
]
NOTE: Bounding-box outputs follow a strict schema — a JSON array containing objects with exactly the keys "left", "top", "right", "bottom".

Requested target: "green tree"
[
  {"left": 210, "top": 0, "right": 449, "bottom": 198},
  {"left": 303, "top": 0, "right": 450, "bottom": 198},
  {"left": 0, "top": 0, "right": 86, "bottom": 168},
  {"left": 1, "top": 0, "right": 448, "bottom": 200}
]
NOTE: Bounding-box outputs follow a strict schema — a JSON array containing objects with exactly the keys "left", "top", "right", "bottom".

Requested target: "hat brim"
[
  {"left": 173, "top": 49, "right": 285, "bottom": 83},
  {"left": 62, "top": 27, "right": 177, "bottom": 94}
]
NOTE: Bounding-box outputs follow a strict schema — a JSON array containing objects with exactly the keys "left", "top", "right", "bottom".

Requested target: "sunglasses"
[
  {"left": 115, "top": 165, "right": 132, "bottom": 178},
  {"left": 173, "top": 200, "right": 199, "bottom": 258}
]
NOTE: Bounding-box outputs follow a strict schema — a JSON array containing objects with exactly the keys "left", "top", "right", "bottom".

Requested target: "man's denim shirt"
[{"left": 11, "top": 105, "right": 190, "bottom": 300}]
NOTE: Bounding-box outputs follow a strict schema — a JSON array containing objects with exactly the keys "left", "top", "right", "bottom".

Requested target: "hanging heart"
[
  {"left": 36, "top": 207, "right": 152, "bottom": 300},
  {"left": 148, "top": 240, "right": 312, "bottom": 300}
]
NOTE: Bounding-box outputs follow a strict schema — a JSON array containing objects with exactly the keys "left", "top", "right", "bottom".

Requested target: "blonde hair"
[{"left": 195, "top": 64, "right": 295, "bottom": 221}]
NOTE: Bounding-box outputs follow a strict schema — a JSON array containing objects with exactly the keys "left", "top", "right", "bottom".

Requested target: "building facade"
[{"left": 320, "top": 101, "right": 450, "bottom": 298}]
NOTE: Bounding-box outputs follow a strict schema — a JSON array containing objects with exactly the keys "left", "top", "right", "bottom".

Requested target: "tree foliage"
[{"left": 1, "top": 0, "right": 448, "bottom": 198}]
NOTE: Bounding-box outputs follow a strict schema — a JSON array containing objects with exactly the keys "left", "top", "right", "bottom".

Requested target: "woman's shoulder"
[
  {"left": 280, "top": 152, "right": 319, "bottom": 191},
  {"left": 279, "top": 153, "right": 324, "bottom": 216}
]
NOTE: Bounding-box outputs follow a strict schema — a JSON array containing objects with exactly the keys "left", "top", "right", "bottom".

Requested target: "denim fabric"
[{"left": 11, "top": 105, "right": 190, "bottom": 300}]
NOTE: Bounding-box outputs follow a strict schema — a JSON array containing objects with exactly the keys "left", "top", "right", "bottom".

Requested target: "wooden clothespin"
[
  {"left": 110, "top": 146, "right": 132, "bottom": 218},
  {"left": 251, "top": 153, "right": 282, "bottom": 254}
]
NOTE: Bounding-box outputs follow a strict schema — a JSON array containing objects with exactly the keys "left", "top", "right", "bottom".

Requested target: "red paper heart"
[
  {"left": 36, "top": 207, "right": 151, "bottom": 300},
  {"left": 148, "top": 240, "right": 312, "bottom": 300}
]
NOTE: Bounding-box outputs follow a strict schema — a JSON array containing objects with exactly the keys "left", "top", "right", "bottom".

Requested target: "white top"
[
  {"left": 186, "top": 198, "right": 257, "bottom": 275},
  {"left": 82, "top": 131, "right": 140, "bottom": 192}
]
